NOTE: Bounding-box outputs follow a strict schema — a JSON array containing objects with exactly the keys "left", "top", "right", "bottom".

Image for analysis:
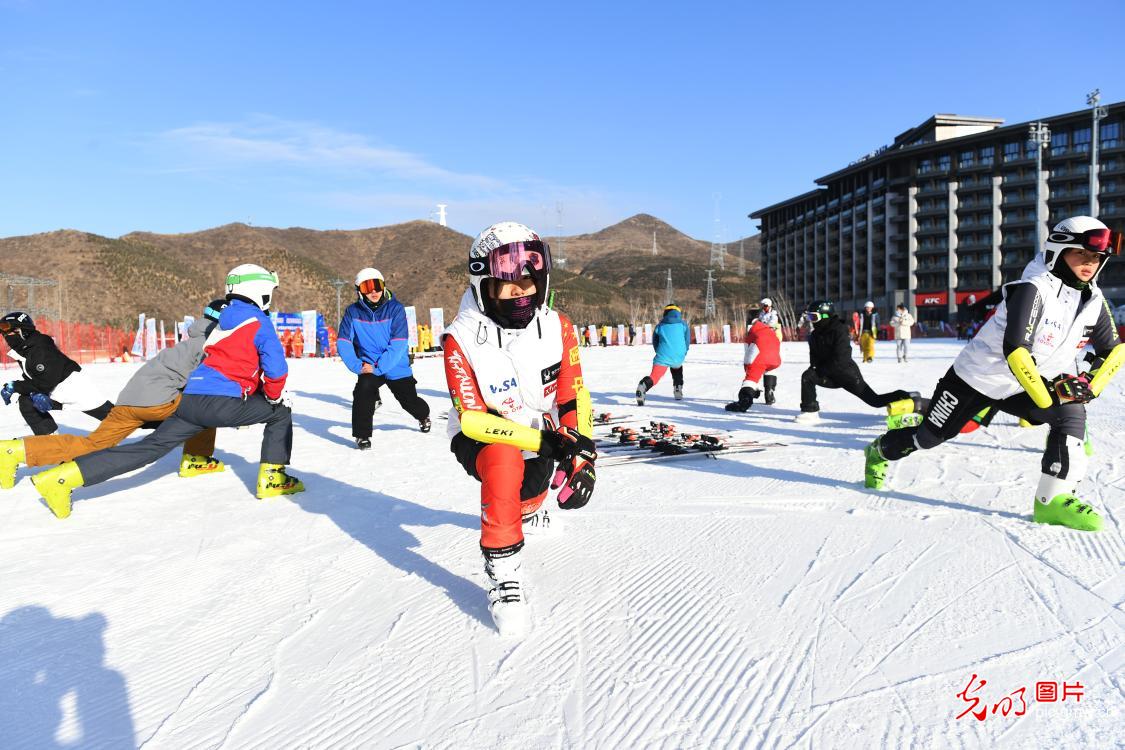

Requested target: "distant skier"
[
  {"left": 725, "top": 317, "right": 781, "bottom": 411},
  {"left": 337, "top": 267, "right": 431, "bottom": 450},
  {"left": 0, "top": 312, "right": 113, "bottom": 435},
  {"left": 0, "top": 301, "right": 228, "bottom": 489},
  {"left": 31, "top": 264, "right": 304, "bottom": 518},
  {"left": 796, "top": 300, "right": 917, "bottom": 424},
  {"left": 859, "top": 301, "right": 879, "bottom": 363},
  {"left": 636, "top": 304, "right": 690, "bottom": 405},
  {"left": 864, "top": 216, "right": 1123, "bottom": 532},
  {"left": 889, "top": 303, "right": 915, "bottom": 363},
  {"left": 444, "top": 221, "right": 595, "bottom": 636},
  {"left": 757, "top": 298, "right": 782, "bottom": 341}
]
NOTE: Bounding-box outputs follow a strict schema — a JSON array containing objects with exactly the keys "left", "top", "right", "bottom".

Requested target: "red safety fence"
[{"left": 0, "top": 319, "right": 138, "bottom": 369}]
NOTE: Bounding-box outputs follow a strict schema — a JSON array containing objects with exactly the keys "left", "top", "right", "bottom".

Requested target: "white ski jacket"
[
  {"left": 953, "top": 258, "right": 1118, "bottom": 399},
  {"left": 444, "top": 290, "right": 566, "bottom": 444}
]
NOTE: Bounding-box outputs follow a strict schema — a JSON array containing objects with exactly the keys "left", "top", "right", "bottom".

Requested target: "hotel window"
[
  {"left": 918, "top": 158, "right": 934, "bottom": 174},
  {"left": 959, "top": 150, "right": 975, "bottom": 168},
  {"left": 938, "top": 154, "right": 951, "bottom": 172},
  {"left": 1025, "top": 140, "right": 1040, "bottom": 159},
  {"left": 1050, "top": 131, "right": 1069, "bottom": 156},
  {"left": 980, "top": 146, "right": 995, "bottom": 166},
  {"left": 1102, "top": 122, "right": 1120, "bottom": 149},
  {"left": 1003, "top": 142, "right": 1021, "bottom": 162},
  {"left": 1073, "top": 127, "right": 1091, "bottom": 153}
]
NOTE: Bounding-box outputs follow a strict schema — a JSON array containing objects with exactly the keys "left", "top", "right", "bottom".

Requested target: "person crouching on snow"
[
  {"left": 30, "top": 265, "right": 304, "bottom": 519},
  {"left": 796, "top": 300, "right": 918, "bottom": 424},
  {"left": 726, "top": 317, "right": 781, "bottom": 411},
  {"left": 444, "top": 221, "right": 595, "bottom": 636},
  {"left": 1, "top": 312, "right": 113, "bottom": 435},
  {"left": 863, "top": 216, "right": 1124, "bottom": 532},
  {"left": 0, "top": 300, "right": 229, "bottom": 489},
  {"left": 636, "top": 304, "right": 690, "bottom": 405}
]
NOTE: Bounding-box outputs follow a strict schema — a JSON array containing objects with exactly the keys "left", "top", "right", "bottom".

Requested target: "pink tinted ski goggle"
[
  {"left": 1050, "top": 228, "right": 1123, "bottom": 255},
  {"left": 472, "top": 240, "right": 551, "bottom": 281}
]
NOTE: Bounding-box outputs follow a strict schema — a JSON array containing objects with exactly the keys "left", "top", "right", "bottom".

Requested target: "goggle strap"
[{"left": 227, "top": 272, "right": 278, "bottom": 285}]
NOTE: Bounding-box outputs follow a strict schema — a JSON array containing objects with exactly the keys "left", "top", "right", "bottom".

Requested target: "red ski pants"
[
  {"left": 743, "top": 353, "right": 781, "bottom": 385},
  {"left": 475, "top": 444, "right": 550, "bottom": 550}
]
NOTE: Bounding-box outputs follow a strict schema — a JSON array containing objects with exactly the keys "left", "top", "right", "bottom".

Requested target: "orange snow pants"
[
  {"left": 22, "top": 397, "right": 216, "bottom": 466},
  {"left": 475, "top": 443, "right": 551, "bottom": 550}
]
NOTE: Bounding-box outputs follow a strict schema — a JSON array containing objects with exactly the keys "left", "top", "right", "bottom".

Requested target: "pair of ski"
[{"left": 596, "top": 435, "right": 783, "bottom": 466}]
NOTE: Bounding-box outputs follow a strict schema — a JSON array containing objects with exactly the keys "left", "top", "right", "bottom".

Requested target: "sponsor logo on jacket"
[
  {"left": 541, "top": 361, "right": 561, "bottom": 385},
  {"left": 447, "top": 349, "right": 481, "bottom": 412},
  {"left": 489, "top": 377, "right": 518, "bottom": 394}
]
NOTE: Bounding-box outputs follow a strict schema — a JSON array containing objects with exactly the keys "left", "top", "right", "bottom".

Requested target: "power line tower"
[
  {"left": 738, "top": 238, "right": 746, "bottom": 277},
  {"left": 554, "top": 202, "right": 567, "bottom": 269},
  {"left": 652, "top": 230, "right": 657, "bottom": 256},
  {"left": 710, "top": 193, "right": 725, "bottom": 269},
  {"left": 704, "top": 269, "right": 716, "bottom": 318},
  {"left": 664, "top": 269, "right": 674, "bottom": 305}
]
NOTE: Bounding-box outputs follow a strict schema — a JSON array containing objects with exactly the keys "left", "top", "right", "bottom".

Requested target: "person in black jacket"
[
  {"left": 796, "top": 301, "right": 917, "bottom": 424},
  {"left": 0, "top": 312, "right": 113, "bottom": 435}
]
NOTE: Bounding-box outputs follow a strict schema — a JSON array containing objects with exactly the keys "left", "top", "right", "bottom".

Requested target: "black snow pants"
[
  {"left": 352, "top": 373, "right": 430, "bottom": 439},
  {"left": 799, "top": 366, "right": 911, "bottom": 413}
]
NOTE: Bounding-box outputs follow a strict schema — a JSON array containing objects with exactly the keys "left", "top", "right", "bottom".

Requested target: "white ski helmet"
[
  {"left": 760, "top": 298, "right": 772, "bottom": 307},
  {"left": 355, "top": 267, "right": 385, "bottom": 296},
  {"left": 1042, "top": 215, "right": 1120, "bottom": 283},
  {"left": 864, "top": 301, "right": 874, "bottom": 309},
  {"left": 468, "top": 221, "right": 552, "bottom": 319},
  {"left": 225, "top": 263, "right": 279, "bottom": 311}
]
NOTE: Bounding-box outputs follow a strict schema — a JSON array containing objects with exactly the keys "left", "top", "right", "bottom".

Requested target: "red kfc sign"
[{"left": 915, "top": 291, "right": 949, "bottom": 307}]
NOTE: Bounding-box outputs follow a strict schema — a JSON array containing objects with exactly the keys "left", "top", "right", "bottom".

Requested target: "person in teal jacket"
[{"left": 636, "top": 304, "right": 691, "bottom": 405}]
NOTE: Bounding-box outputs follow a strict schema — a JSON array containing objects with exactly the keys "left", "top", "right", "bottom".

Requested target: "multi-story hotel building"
[{"left": 751, "top": 102, "right": 1125, "bottom": 323}]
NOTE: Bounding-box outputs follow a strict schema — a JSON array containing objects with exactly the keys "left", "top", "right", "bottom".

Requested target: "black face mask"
[{"left": 492, "top": 295, "right": 537, "bottom": 329}]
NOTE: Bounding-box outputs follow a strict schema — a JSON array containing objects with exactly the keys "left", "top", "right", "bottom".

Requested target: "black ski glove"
[
  {"left": 1050, "top": 373, "right": 1094, "bottom": 404},
  {"left": 537, "top": 426, "right": 597, "bottom": 462}
]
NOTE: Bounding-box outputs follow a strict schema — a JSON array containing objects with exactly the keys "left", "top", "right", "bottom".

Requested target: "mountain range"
[{"left": 0, "top": 214, "right": 760, "bottom": 329}]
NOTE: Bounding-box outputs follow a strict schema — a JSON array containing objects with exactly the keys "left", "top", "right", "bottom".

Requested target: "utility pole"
[
  {"left": 330, "top": 278, "right": 349, "bottom": 324},
  {"left": 1087, "top": 89, "right": 1109, "bottom": 216},
  {"left": 664, "top": 269, "right": 674, "bottom": 305},
  {"left": 652, "top": 230, "right": 657, "bottom": 256},
  {"left": 704, "top": 269, "right": 716, "bottom": 318},
  {"left": 1028, "top": 121, "right": 1051, "bottom": 251},
  {"left": 738, "top": 238, "right": 746, "bottom": 277}
]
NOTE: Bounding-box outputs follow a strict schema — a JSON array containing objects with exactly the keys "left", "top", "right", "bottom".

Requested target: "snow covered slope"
[{"left": 0, "top": 340, "right": 1120, "bottom": 748}]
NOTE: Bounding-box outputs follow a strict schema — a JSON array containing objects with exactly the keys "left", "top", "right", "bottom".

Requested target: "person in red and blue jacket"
[
  {"left": 30, "top": 264, "right": 305, "bottom": 519},
  {"left": 338, "top": 268, "right": 431, "bottom": 449}
]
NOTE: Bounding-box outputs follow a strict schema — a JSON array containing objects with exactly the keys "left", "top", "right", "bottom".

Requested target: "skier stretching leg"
[
  {"left": 637, "top": 304, "right": 690, "bottom": 404},
  {"left": 864, "top": 216, "right": 1123, "bottom": 531},
  {"left": 444, "top": 222, "right": 596, "bottom": 636}
]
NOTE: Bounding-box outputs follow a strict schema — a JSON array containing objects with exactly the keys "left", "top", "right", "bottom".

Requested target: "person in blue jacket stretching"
[
  {"left": 338, "top": 268, "right": 431, "bottom": 449},
  {"left": 636, "top": 304, "right": 691, "bottom": 405}
]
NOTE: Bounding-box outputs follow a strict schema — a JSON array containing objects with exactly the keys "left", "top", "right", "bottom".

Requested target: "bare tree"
[{"left": 767, "top": 289, "right": 802, "bottom": 341}]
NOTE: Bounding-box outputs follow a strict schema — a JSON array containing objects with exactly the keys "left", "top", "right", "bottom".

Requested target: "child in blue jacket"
[
  {"left": 338, "top": 268, "right": 431, "bottom": 449},
  {"left": 636, "top": 304, "right": 691, "bottom": 405}
]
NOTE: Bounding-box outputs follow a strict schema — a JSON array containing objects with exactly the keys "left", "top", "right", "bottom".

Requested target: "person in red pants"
[
  {"left": 726, "top": 318, "right": 782, "bottom": 411},
  {"left": 443, "top": 221, "right": 595, "bottom": 636}
]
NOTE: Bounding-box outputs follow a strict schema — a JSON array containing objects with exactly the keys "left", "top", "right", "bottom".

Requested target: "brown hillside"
[{"left": 1, "top": 217, "right": 760, "bottom": 329}]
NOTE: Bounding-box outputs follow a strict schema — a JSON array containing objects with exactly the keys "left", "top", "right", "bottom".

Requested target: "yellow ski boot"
[
  {"left": 0, "top": 438, "right": 26, "bottom": 489},
  {"left": 256, "top": 463, "right": 304, "bottom": 499},
  {"left": 30, "top": 461, "right": 84, "bottom": 519},
  {"left": 179, "top": 454, "right": 225, "bottom": 478}
]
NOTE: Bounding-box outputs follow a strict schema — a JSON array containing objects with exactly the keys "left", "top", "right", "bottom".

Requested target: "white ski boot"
[
  {"left": 484, "top": 547, "right": 529, "bottom": 637},
  {"left": 794, "top": 410, "right": 822, "bottom": 424},
  {"left": 673, "top": 384, "right": 684, "bottom": 400}
]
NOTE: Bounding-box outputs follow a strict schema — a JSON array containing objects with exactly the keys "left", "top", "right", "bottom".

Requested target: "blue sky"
[{"left": 2, "top": 0, "right": 1123, "bottom": 242}]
